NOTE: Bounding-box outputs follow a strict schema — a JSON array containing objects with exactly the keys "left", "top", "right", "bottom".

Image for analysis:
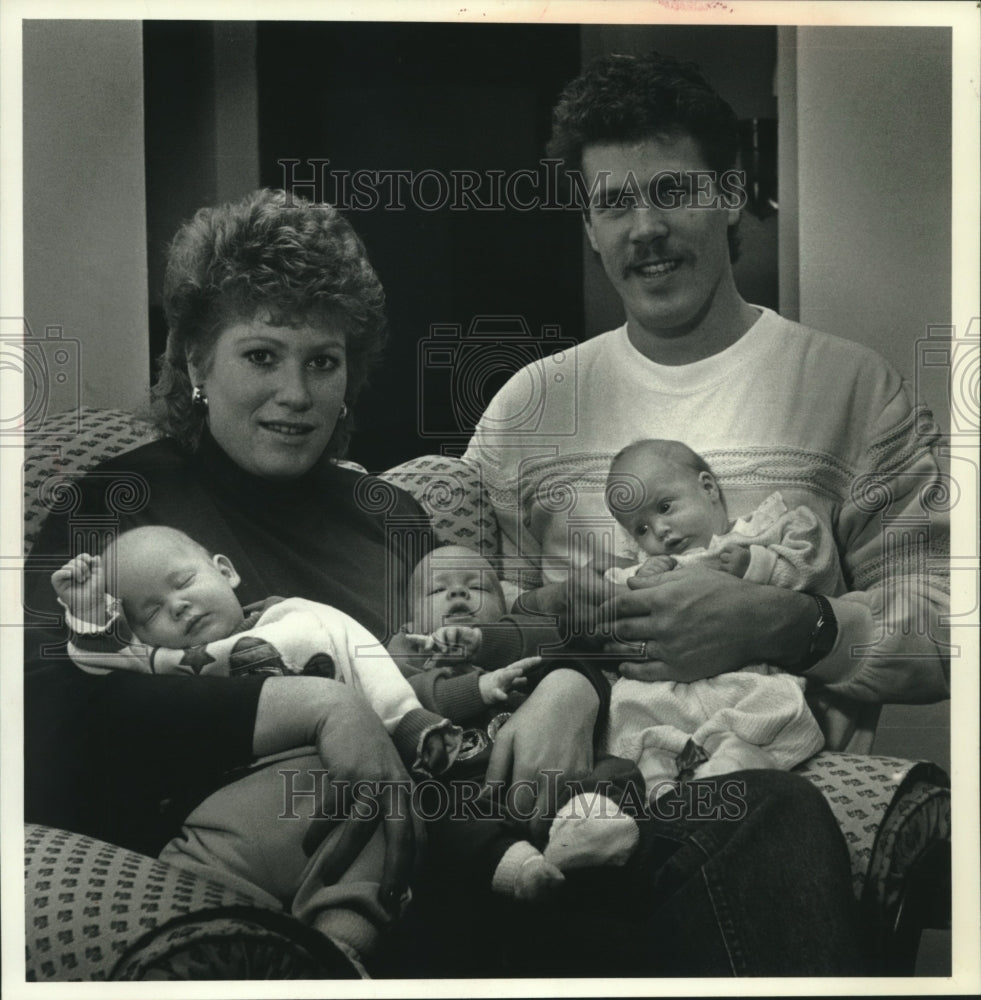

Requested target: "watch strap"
[{"left": 788, "top": 593, "right": 838, "bottom": 675}]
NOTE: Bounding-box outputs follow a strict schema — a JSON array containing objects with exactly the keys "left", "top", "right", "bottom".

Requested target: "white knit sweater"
[{"left": 464, "top": 308, "right": 950, "bottom": 751}]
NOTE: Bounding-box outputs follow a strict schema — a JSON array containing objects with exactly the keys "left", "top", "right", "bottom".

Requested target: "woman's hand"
[
  {"left": 253, "top": 676, "right": 421, "bottom": 916},
  {"left": 602, "top": 565, "right": 815, "bottom": 682},
  {"left": 484, "top": 668, "right": 598, "bottom": 844}
]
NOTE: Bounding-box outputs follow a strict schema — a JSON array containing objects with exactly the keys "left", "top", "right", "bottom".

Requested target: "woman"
[
  {"left": 23, "top": 190, "right": 434, "bottom": 927},
  {"left": 24, "top": 189, "right": 866, "bottom": 979}
]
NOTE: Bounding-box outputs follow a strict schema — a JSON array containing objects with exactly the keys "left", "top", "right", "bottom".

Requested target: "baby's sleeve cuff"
[
  {"left": 58, "top": 594, "right": 122, "bottom": 635},
  {"left": 743, "top": 545, "right": 778, "bottom": 584},
  {"left": 392, "top": 708, "right": 462, "bottom": 775}
]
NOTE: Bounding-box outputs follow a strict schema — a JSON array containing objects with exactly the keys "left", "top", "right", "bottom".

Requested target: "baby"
[
  {"left": 603, "top": 439, "right": 839, "bottom": 797},
  {"left": 52, "top": 525, "right": 459, "bottom": 969},
  {"left": 388, "top": 544, "right": 644, "bottom": 902},
  {"left": 53, "top": 525, "right": 452, "bottom": 758}
]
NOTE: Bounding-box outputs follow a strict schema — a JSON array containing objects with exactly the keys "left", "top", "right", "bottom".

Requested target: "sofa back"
[{"left": 22, "top": 408, "right": 501, "bottom": 560}]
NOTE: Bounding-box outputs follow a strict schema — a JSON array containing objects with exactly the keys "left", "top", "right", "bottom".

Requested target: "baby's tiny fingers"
[{"left": 506, "top": 656, "right": 542, "bottom": 674}]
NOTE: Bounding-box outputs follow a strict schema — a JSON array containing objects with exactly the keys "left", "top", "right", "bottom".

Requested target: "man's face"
[{"left": 582, "top": 134, "right": 740, "bottom": 341}]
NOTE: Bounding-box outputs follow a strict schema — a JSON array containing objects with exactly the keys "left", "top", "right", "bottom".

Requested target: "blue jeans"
[{"left": 380, "top": 769, "right": 867, "bottom": 977}]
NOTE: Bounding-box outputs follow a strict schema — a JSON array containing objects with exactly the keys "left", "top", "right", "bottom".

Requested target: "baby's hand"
[
  {"left": 51, "top": 553, "right": 109, "bottom": 627},
  {"left": 420, "top": 728, "right": 458, "bottom": 774},
  {"left": 430, "top": 625, "right": 481, "bottom": 659},
  {"left": 404, "top": 625, "right": 482, "bottom": 669},
  {"left": 478, "top": 655, "right": 541, "bottom": 705},
  {"left": 634, "top": 554, "right": 676, "bottom": 581},
  {"left": 715, "top": 543, "right": 751, "bottom": 579}
]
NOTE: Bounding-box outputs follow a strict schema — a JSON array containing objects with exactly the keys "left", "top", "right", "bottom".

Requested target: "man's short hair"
[
  {"left": 547, "top": 50, "right": 740, "bottom": 179},
  {"left": 547, "top": 51, "right": 742, "bottom": 260}
]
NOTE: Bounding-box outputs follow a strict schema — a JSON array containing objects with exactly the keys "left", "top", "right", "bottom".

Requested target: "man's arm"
[
  {"left": 802, "top": 385, "right": 949, "bottom": 704},
  {"left": 608, "top": 384, "right": 950, "bottom": 705}
]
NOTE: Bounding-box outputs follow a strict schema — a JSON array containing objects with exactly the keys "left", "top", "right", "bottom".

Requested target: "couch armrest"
[
  {"left": 862, "top": 772, "right": 952, "bottom": 973},
  {"left": 109, "top": 905, "right": 359, "bottom": 980},
  {"left": 24, "top": 824, "right": 356, "bottom": 981},
  {"left": 795, "top": 753, "right": 951, "bottom": 972}
]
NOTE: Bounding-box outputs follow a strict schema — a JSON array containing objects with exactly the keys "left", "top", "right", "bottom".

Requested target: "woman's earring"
[
  {"left": 191, "top": 385, "right": 208, "bottom": 408},
  {"left": 339, "top": 403, "right": 349, "bottom": 419}
]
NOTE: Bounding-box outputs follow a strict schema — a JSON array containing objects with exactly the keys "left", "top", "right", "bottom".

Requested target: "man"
[
  {"left": 451, "top": 50, "right": 948, "bottom": 976},
  {"left": 466, "top": 51, "right": 949, "bottom": 752}
]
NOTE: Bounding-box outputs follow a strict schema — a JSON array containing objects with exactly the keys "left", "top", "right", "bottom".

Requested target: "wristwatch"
[{"left": 790, "top": 594, "right": 838, "bottom": 674}]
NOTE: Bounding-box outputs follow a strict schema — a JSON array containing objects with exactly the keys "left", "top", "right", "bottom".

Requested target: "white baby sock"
[
  {"left": 543, "top": 791, "right": 640, "bottom": 872},
  {"left": 491, "top": 840, "right": 565, "bottom": 901}
]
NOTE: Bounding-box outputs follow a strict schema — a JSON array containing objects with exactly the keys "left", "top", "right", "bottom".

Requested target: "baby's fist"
[
  {"left": 51, "top": 553, "right": 108, "bottom": 626},
  {"left": 717, "top": 543, "right": 751, "bottom": 578},
  {"left": 636, "top": 554, "right": 676, "bottom": 579}
]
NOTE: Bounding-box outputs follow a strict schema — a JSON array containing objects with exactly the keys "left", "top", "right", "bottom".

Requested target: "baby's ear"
[
  {"left": 213, "top": 554, "right": 241, "bottom": 589},
  {"left": 699, "top": 471, "right": 721, "bottom": 499}
]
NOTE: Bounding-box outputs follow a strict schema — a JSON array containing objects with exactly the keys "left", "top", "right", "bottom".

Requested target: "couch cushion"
[
  {"left": 380, "top": 454, "right": 499, "bottom": 558},
  {"left": 23, "top": 408, "right": 159, "bottom": 555}
]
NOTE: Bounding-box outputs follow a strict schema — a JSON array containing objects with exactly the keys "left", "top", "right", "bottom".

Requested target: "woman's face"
[{"left": 190, "top": 316, "right": 348, "bottom": 480}]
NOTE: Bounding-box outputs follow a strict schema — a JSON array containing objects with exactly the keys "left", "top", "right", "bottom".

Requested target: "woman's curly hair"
[
  {"left": 151, "top": 189, "right": 387, "bottom": 458},
  {"left": 547, "top": 51, "right": 742, "bottom": 261}
]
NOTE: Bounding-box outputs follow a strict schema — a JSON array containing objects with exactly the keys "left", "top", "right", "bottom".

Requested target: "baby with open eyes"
[{"left": 602, "top": 438, "right": 841, "bottom": 797}]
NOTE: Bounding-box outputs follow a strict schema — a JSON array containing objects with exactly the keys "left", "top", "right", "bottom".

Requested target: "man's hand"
[
  {"left": 51, "top": 553, "right": 109, "bottom": 627},
  {"left": 253, "top": 677, "right": 422, "bottom": 917},
  {"left": 512, "top": 564, "right": 621, "bottom": 648},
  {"left": 478, "top": 655, "right": 541, "bottom": 705},
  {"left": 604, "top": 565, "right": 815, "bottom": 682},
  {"left": 484, "top": 669, "right": 598, "bottom": 844}
]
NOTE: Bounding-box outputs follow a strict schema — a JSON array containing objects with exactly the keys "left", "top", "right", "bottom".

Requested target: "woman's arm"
[{"left": 253, "top": 676, "right": 421, "bottom": 914}]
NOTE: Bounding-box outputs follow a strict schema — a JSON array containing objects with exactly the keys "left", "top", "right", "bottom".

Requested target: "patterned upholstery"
[
  {"left": 792, "top": 753, "right": 949, "bottom": 899},
  {"left": 22, "top": 407, "right": 159, "bottom": 554},
  {"left": 380, "top": 454, "right": 500, "bottom": 557},
  {"left": 24, "top": 824, "right": 355, "bottom": 981},
  {"left": 20, "top": 408, "right": 951, "bottom": 978}
]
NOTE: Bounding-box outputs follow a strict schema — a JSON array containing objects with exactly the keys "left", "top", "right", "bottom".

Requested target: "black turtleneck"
[{"left": 23, "top": 431, "right": 435, "bottom": 853}]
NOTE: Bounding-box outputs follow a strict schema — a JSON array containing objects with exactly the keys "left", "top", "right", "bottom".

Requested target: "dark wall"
[
  {"left": 144, "top": 22, "right": 219, "bottom": 371},
  {"left": 256, "top": 22, "right": 582, "bottom": 470},
  {"left": 144, "top": 22, "right": 779, "bottom": 471}
]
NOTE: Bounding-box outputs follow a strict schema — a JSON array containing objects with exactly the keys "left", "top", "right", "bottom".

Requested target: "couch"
[{"left": 21, "top": 408, "right": 951, "bottom": 979}]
